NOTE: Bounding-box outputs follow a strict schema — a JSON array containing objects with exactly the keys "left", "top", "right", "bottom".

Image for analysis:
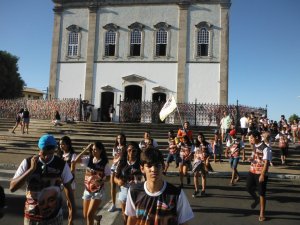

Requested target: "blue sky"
[{"left": 0, "top": 0, "right": 299, "bottom": 121}]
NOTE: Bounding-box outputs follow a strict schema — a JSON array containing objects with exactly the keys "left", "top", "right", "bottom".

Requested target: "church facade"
[{"left": 49, "top": 0, "right": 231, "bottom": 121}]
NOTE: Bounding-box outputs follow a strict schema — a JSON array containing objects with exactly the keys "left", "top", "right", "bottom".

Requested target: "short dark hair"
[
  {"left": 248, "top": 130, "right": 261, "bottom": 139},
  {"left": 140, "top": 148, "right": 164, "bottom": 166}
]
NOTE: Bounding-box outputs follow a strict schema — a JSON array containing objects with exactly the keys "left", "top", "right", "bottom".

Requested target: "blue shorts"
[
  {"left": 23, "top": 118, "right": 30, "bottom": 124},
  {"left": 229, "top": 157, "right": 239, "bottom": 169},
  {"left": 82, "top": 189, "right": 104, "bottom": 200},
  {"left": 166, "top": 153, "right": 179, "bottom": 163},
  {"left": 118, "top": 186, "right": 129, "bottom": 203}
]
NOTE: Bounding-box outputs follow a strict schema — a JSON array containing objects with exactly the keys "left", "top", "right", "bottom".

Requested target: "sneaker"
[
  {"left": 107, "top": 205, "right": 116, "bottom": 212},
  {"left": 192, "top": 191, "right": 199, "bottom": 198},
  {"left": 200, "top": 190, "right": 206, "bottom": 196},
  {"left": 187, "top": 176, "right": 191, "bottom": 185}
]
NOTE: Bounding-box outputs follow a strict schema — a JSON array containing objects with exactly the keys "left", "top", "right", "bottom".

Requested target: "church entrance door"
[
  {"left": 100, "top": 91, "right": 114, "bottom": 121},
  {"left": 124, "top": 85, "right": 142, "bottom": 101},
  {"left": 152, "top": 92, "right": 166, "bottom": 123}
]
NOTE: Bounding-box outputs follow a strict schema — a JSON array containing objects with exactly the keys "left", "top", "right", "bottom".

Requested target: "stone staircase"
[{"left": 0, "top": 118, "right": 299, "bottom": 167}]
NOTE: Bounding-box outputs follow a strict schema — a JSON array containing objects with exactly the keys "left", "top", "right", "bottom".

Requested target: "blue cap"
[{"left": 38, "top": 134, "right": 57, "bottom": 150}]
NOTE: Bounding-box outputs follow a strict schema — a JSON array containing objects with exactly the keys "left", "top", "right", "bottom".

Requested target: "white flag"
[{"left": 159, "top": 95, "right": 177, "bottom": 121}]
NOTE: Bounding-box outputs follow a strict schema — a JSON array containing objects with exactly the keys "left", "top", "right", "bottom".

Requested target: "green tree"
[
  {"left": 288, "top": 114, "right": 299, "bottom": 123},
  {"left": 0, "top": 50, "right": 25, "bottom": 99}
]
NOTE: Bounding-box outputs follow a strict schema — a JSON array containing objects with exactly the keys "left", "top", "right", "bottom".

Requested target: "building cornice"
[{"left": 52, "top": 0, "right": 231, "bottom": 8}]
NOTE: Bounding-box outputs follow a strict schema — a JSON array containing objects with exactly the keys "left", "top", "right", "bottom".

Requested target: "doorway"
[
  {"left": 124, "top": 85, "right": 142, "bottom": 101},
  {"left": 100, "top": 91, "right": 114, "bottom": 121},
  {"left": 152, "top": 92, "right": 166, "bottom": 123}
]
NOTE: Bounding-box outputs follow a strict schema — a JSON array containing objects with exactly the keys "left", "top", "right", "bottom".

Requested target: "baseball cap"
[
  {"left": 229, "top": 129, "right": 236, "bottom": 136},
  {"left": 38, "top": 134, "right": 57, "bottom": 150}
]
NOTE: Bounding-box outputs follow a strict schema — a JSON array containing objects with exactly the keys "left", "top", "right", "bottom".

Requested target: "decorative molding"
[
  {"left": 122, "top": 74, "right": 147, "bottom": 82},
  {"left": 66, "top": 24, "right": 82, "bottom": 32},
  {"left": 103, "top": 23, "right": 119, "bottom": 31},
  {"left": 195, "top": 21, "right": 213, "bottom": 30},
  {"left": 101, "top": 85, "right": 115, "bottom": 91},
  {"left": 154, "top": 22, "right": 171, "bottom": 30},
  {"left": 128, "top": 22, "right": 145, "bottom": 30},
  {"left": 152, "top": 86, "right": 169, "bottom": 92}
]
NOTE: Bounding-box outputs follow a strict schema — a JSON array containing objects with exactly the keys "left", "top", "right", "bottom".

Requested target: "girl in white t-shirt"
[
  {"left": 74, "top": 141, "right": 111, "bottom": 225},
  {"left": 58, "top": 136, "right": 77, "bottom": 190}
]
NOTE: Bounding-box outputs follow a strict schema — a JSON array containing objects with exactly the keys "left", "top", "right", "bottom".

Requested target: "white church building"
[{"left": 49, "top": 0, "right": 231, "bottom": 121}]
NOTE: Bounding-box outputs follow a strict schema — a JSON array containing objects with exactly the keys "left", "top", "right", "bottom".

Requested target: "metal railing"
[{"left": 119, "top": 100, "right": 267, "bottom": 126}]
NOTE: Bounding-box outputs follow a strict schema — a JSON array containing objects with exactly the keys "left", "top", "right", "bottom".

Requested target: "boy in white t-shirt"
[{"left": 125, "top": 148, "right": 194, "bottom": 225}]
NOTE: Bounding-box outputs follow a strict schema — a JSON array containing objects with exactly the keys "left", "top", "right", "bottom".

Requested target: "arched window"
[
  {"left": 130, "top": 29, "right": 142, "bottom": 56},
  {"left": 128, "top": 22, "right": 145, "bottom": 57},
  {"left": 156, "top": 29, "right": 167, "bottom": 56},
  {"left": 154, "top": 22, "right": 171, "bottom": 58},
  {"left": 197, "top": 27, "right": 209, "bottom": 56},
  {"left": 105, "top": 30, "right": 116, "bottom": 56},
  {"left": 195, "top": 22, "right": 213, "bottom": 58},
  {"left": 103, "top": 23, "right": 119, "bottom": 57},
  {"left": 66, "top": 25, "right": 82, "bottom": 58}
]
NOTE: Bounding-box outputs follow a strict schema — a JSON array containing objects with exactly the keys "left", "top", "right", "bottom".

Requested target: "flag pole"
[{"left": 176, "top": 104, "right": 184, "bottom": 129}]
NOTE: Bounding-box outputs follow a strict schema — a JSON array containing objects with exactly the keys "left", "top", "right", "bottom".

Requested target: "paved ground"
[{"left": 1, "top": 168, "right": 300, "bottom": 225}]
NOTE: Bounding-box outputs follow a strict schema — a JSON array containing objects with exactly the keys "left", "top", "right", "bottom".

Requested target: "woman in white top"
[
  {"left": 108, "top": 133, "right": 127, "bottom": 212},
  {"left": 74, "top": 141, "right": 111, "bottom": 225}
]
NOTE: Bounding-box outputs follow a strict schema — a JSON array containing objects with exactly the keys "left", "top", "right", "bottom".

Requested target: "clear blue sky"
[{"left": 0, "top": 0, "right": 299, "bottom": 121}]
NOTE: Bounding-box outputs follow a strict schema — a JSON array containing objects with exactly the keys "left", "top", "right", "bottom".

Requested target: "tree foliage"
[
  {"left": 0, "top": 50, "right": 25, "bottom": 99},
  {"left": 288, "top": 114, "right": 299, "bottom": 123}
]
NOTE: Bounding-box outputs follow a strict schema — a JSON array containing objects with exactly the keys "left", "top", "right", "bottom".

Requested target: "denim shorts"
[
  {"left": 229, "top": 157, "right": 240, "bottom": 169},
  {"left": 166, "top": 153, "right": 179, "bottom": 163},
  {"left": 118, "top": 186, "right": 129, "bottom": 203},
  {"left": 82, "top": 189, "right": 104, "bottom": 200}
]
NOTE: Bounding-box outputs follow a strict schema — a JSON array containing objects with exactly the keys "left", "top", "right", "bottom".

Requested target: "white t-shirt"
[
  {"left": 240, "top": 116, "right": 249, "bottom": 128},
  {"left": 125, "top": 181, "right": 194, "bottom": 224},
  {"left": 13, "top": 157, "right": 73, "bottom": 184}
]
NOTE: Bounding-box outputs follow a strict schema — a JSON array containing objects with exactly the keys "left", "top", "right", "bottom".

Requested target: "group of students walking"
[
  {"left": 6, "top": 111, "right": 277, "bottom": 224},
  {"left": 9, "top": 131, "right": 194, "bottom": 225}
]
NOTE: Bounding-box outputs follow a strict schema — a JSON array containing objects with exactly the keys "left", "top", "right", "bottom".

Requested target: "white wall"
[
  {"left": 57, "top": 63, "right": 86, "bottom": 99},
  {"left": 187, "top": 63, "right": 220, "bottom": 104}
]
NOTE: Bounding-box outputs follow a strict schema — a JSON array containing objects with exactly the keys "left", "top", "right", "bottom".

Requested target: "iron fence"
[{"left": 119, "top": 100, "right": 267, "bottom": 126}]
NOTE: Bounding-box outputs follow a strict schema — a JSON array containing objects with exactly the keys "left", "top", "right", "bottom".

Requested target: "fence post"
[
  {"left": 119, "top": 95, "right": 121, "bottom": 123},
  {"left": 194, "top": 99, "right": 197, "bottom": 126},
  {"left": 79, "top": 94, "right": 82, "bottom": 121}
]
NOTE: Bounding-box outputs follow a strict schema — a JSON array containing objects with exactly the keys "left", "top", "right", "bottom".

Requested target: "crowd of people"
[{"left": 3, "top": 110, "right": 299, "bottom": 224}]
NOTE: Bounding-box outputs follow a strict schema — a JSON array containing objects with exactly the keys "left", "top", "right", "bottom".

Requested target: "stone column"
[
  {"left": 84, "top": 4, "right": 98, "bottom": 102},
  {"left": 49, "top": 5, "right": 63, "bottom": 99},
  {"left": 219, "top": 3, "right": 230, "bottom": 105},
  {"left": 176, "top": 2, "right": 190, "bottom": 103}
]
